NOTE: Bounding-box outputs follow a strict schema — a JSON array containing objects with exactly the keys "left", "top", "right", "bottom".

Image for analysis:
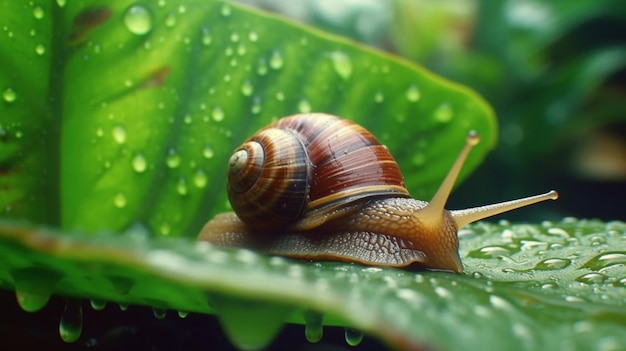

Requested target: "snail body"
[{"left": 199, "top": 113, "right": 558, "bottom": 273}]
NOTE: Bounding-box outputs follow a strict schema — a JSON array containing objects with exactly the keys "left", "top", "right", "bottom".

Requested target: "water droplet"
[
  {"left": 406, "top": 84, "right": 421, "bottom": 102},
  {"left": 176, "top": 178, "right": 188, "bottom": 196},
  {"left": 230, "top": 32, "right": 239, "bottom": 42},
  {"left": 576, "top": 272, "right": 607, "bottom": 284},
  {"left": 344, "top": 328, "right": 363, "bottom": 346},
  {"left": 240, "top": 80, "right": 253, "bottom": 96},
  {"left": 534, "top": 258, "right": 571, "bottom": 270},
  {"left": 118, "top": 303, "right": 129, "bottom": 311},
  {"left": 152, "top": 308, "right": 167, "bottom": 319},
  {"left": 374, "top": 91, "right": 384, "bottom": 103},
  {"left": 248, "top": 31, "right": 258, "bottom": 42},
  {"left": 33, "top": 6, "right": 45, "bottom": 19},
  {"left": 165, "top": 13, "right": 176, "bottom": 27},
  {"left": 210, "top": 294, "right": 292, "bottom": 351},
  {"left": 547, "top": 227, "right": 570, "bottom": 237},
  {"left": 3, "top": 88, "right": 17, "bottom": 103},
  {"left": 434, "top": 103, "right": 453, "bottom": 123},
  {"left": 251, "top": 97, "right": 262, "bottom": 114},
  {"left": 59, "top": 300, "right": 83, "bottom": 343},
  {"left": 159, "top": 222, "right": 171, "bottom": 236},
  {"left": 201, "top": 27, "right": 212, "bottom": 46},
  {"left": 177, "top": 5, "right": 186, "bottom": 13},
  {"left": 132, "top": 153, "right": 147, "bottom": 173},
  {"left": 90, "top": 299, "right": 107, "bottom": 311},
  {"left": 257, "top": 58, "right": 268, "bottom": 75},
  {"left": 303, "top": 311, "right": 324, "bottom": 343},
  {"left": 35, "top": 44, "right": 46, "bottom": 55},
  {"left": 56, "top": 0, "right": 66, "bottom": 7},
  {"left": 166, "top": 149, "right": 180, "bottom": 168},
  {"left": 298, "top": 99, "right": 311, "bottom": 113},
  {"left": 202, "top": 145, "right": 214, "bottom": 159},
  {"left": 329, "top": 52, "right": 352, "bottom": 79},
  {"left": 124, "top": 4, "right": 152, "bottom": 35},
  {"left": 275, "top": 91, "right": 285, "bottom": 101},
  {"left": 13, "top": 268, "right": 61, "bottom": 312},
  {"left": 212, "top": 106, "right": 224, "bottom": 122},
  {"left": 236, "top": 43, "right": 246, "bottom": 56},
  {"left": 113, "top": 193, "right": 127, "bottom": 208},
  {"left": 177, "top": 310, "right": 188, "bottom": 318},
  {"left": 193, "top": 170, "right": 208, "bottom": 188},
  {"left": 112, "top": 126, "right": 126, "bottom": 144},
  {"left": 584, "top": 252, "right": 626, "bottom": 270},
  {"left": 472, "top": 272, "right": 483, "bottom": 279},
  {"left": 221, "top": 4, "right": 231, "bottom": 16},
  {"left": 269, "top": 51, "right": 284, "bottom": 70}
]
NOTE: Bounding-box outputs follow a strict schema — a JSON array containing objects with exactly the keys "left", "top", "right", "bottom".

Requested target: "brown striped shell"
[{"left": 226, "top": 113, "right": 411, "bottom": 231}]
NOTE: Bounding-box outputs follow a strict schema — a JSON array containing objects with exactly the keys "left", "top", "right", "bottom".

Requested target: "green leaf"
[
  {"left": 0, "top": 0, "right": 494, "bottom": 237},
  {"left": 0, "top": 219, "right": 624, "bottom": 350}
]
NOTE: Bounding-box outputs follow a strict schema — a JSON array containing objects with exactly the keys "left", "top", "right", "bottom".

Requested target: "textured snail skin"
[{"left": 198, "top": 197, "right": 462, "bottom": 273}]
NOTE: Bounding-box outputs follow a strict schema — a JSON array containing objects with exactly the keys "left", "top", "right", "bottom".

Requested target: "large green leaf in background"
[
  {"left": 1, "top": 0, "right": 494, "bottom": 236},
  {"left": 1, "top": 1, "right": 624, "bottom": 351}
]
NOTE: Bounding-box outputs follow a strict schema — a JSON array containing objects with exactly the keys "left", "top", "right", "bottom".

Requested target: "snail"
[{"left": 198, "top": 113, "right": 558, "bottom": 273}]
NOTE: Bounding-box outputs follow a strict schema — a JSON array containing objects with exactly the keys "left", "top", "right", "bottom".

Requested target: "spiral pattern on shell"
[{"left": 227, "top": 113, "right": 411, "bottom": 231}]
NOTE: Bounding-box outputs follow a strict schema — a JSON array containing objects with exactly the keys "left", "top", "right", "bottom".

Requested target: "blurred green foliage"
[{"left": 241, "top": 0, "right": 626, "bottom": 221}]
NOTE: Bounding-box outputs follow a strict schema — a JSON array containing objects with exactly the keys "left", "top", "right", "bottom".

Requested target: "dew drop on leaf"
[
  {"left": 248, "top": 31, "right": 258, "bottom": 42},
  {"left": 202, "top": 145, "right": 214, "bottom": 159},
  {"left": 434, "top": 103, "right": 454, "bottom": 123},
  {"left": 344, "top": 328, "right": 363, "bottom": 346},
  {"left": 236, "top": 43, "right": 246, "bottom": 56},
  {"left": 193, "top": 170, "right": 208, "bottom": 188},
  {"left": 177, "top": 311, "right": 188, "bottom": 318},
  {"left": 257, "top": 58, "right": 268, "bottom": 75},
  {"left": 230, "top": 32, "right": 239, "bottom": 42},
  {"left": 212, "top": 106, "right": 224, "bottom": 122},
  {"left": 251, "top": 97, "right": 262, "bottom": 114},
  {"left": 32, "top": 6, "right": 45, "bottom": 19},
  {"left": 534, "top": 258, "right": 571, "bottom": 270},
  {"left": 240, "top": 79, "right": 253, "bottom": 96},
  {"left": 89, "top": 300, "right": 107, "bottom": 311},
  {"left": 329, "top": 52, "right": 352, "bottom": 80},
  {"left": 56, "top": 0, "right": 66, "bottom": 7},
  {"left": 112, "top": 125, "right": 126, "bottom": 144},
  {"left": 59, "top": 300, "right": 83, "bottom": 343},
  {"left": 2, "top": 88, "right": 16, "bottom": 103},
  {"left": 123, "top": 4, "right": 152, "bottom": 35},
  {"left": 152, "top": 308, "right": 167, "bottom": 319},
  {"left": 165, "top": 13, "right": 176, "bottom": 27},
  {"left": 576, "top": 272, "right": 607, "bottom": 284},
  {"left": 113, "top": 193, "right": 127, "bottom": 208},
  {"left": 406, "top": 84, "right": 421, "bottom": 102},
  {"left": 159, "top": 222, "right": 171, "bottom": 236},
  {"left": 221, "top": 4, "right": 231, "bottom": 17},
  {"left": 12, "top": 268, "right": 60, "bottom": 312},
  {"left": 132, "top": 153, "right": 147, "bottom": 173},
  {"left": 303, "top": 310, "right": 324, "bottom": 343},
  {"left": 177, "top": 178, "right": 188, "bottom": 196},
  {"left": 374, "top": 91, "right": 384, "bottom": 103},
  {"left": 201, "top": 27, "right": 212, "bottom": 46},
  {"left": 298, "top": 99, "right": 311, "bottom": 113},
  {"left": 269, "top": 51, "right": 284, "bottom": 70},
  {"left": 166, "top": 149, "right": 181, "bottom": 169}
]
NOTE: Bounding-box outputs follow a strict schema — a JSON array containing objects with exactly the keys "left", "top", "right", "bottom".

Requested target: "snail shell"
[
  {"left": 199, "top": 113, "right": 558, "bottom": 273},
  {"left": 226, "top": 114, "right": 410, "bottom": 231}
]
